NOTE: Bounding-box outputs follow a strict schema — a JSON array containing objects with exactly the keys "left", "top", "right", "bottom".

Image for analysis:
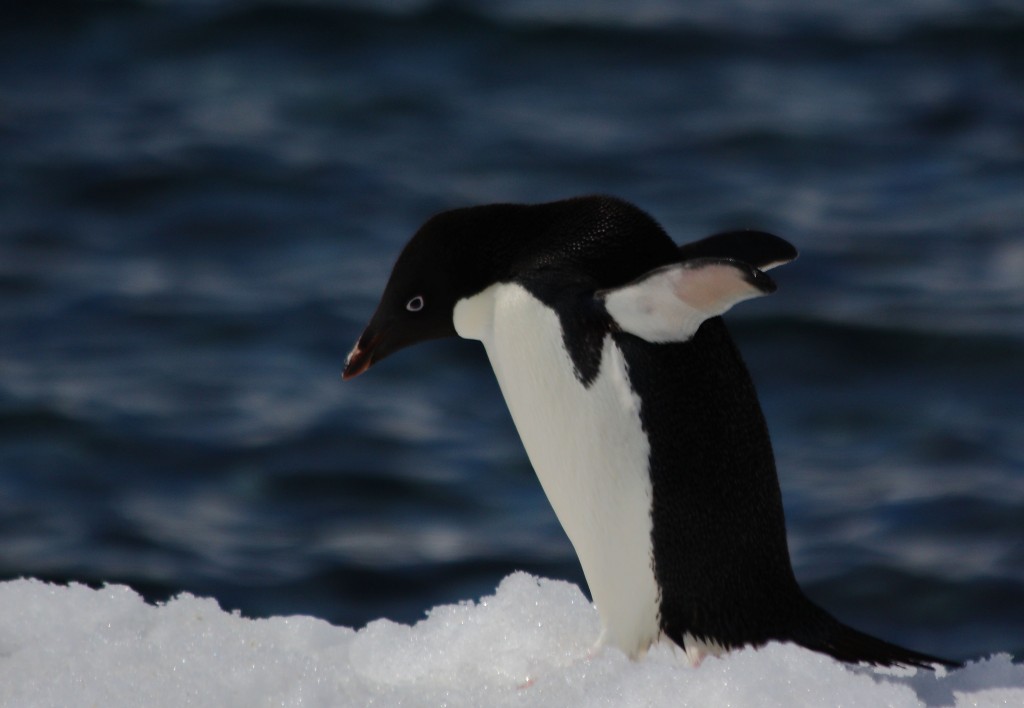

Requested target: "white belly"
[{"left": 454, "top": 283, "right": 661, "bottom": 656}]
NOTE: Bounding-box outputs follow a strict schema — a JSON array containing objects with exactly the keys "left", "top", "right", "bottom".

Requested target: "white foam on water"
[{"left": 0, "top": 572, "right": 1019, "bottom": 707}]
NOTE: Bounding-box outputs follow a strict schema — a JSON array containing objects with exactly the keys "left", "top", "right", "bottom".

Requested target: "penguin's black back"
[
  {"left": 617, "top": 317, "right": 803, "bottom": 646},
  {"left": 617, "top": 318, "right": 956, "bottom": 668}
]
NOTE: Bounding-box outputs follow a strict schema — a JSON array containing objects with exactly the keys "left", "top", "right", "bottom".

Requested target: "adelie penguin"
[{"left": 343, "top": 195, "right": 957, "bottom": 670}]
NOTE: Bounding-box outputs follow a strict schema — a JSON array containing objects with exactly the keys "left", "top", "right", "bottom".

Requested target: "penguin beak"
[
  {"left": 342, "top": 328, "right": 384, "bottom": 380},
  {"left": 343, "top": 299, "right": 455, "bottom": 380}
]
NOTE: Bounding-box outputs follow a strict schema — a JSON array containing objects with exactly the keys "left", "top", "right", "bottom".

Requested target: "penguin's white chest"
[{"left": 454, "top": 283, "right": 661, "bottom": 656}]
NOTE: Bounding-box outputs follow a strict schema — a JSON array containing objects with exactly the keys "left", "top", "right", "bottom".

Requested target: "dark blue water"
[{"left": 2, "top": 1, "right": 1022, "bottom": 663}]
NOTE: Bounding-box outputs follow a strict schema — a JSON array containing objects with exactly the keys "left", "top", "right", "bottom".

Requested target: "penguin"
[{"left": 343, "top": 195, "right": 957, "bottom": 669}]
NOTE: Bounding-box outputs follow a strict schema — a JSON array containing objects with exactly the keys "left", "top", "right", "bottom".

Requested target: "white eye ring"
[{"left": 406, "top": 295, "right": 424, "bottom": 312}]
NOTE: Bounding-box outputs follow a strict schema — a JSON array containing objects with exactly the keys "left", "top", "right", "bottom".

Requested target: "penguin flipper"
[
  {"left": 598, "top": 258, "right": 775, "bottom": 343},
  {"left": 678, "top": 230, "right": 798, "bottom": 271},
  {"left": 795, "top": 615, "right": 962, "bottom": 670}
]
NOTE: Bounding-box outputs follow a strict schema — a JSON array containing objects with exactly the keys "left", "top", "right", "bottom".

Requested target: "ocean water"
[{"left": 1, "top": 0, "right": 1022, "bottom": 665}]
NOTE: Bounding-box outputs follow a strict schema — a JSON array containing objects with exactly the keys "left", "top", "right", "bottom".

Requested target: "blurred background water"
[{"left": 1, "top": 0, "right": 1022, "bottom": 664}]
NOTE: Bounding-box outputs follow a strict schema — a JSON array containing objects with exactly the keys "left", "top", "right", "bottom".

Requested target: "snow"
[{"left": 0, "top": 572, "right": 1019, "bottom": 707}]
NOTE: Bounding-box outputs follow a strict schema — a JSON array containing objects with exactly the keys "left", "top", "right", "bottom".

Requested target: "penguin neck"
[{"left": 454, "top": 282, "right": 663, "bottom": 656}]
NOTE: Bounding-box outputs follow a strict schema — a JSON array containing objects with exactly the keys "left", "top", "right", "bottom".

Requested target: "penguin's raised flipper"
[
  {"left": 598, "top": 258, "right": 775, "bottom": 343},
  {"left": 678, "top": 230, "right": 798, "bottom": 271}
]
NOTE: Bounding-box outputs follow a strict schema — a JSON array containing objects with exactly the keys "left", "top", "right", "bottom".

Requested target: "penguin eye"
[{"left": 405, "top": 295, "right": 425, "bottom": 312}]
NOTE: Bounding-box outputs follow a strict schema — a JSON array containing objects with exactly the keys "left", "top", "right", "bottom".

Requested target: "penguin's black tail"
[{"left": 795, "top": 610, "right": 961, "bottom": 670}]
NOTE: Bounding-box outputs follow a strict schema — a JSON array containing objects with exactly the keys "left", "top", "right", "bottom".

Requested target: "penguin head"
[
  {"left": 343, "top": 206, "right": 511, "bottom": 380},
  {"left": 343, "top": 196, "right": 683, "bottom": 379}
]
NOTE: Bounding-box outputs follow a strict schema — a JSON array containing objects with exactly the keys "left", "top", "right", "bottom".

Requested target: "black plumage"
[{"left": 345, "top": 195, "right": 957, "bottom": 669}]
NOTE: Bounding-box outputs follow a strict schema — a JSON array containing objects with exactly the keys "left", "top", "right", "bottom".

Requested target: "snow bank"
[{"left": 0, "top": 573, "right": 1019, "bottom": 707}]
